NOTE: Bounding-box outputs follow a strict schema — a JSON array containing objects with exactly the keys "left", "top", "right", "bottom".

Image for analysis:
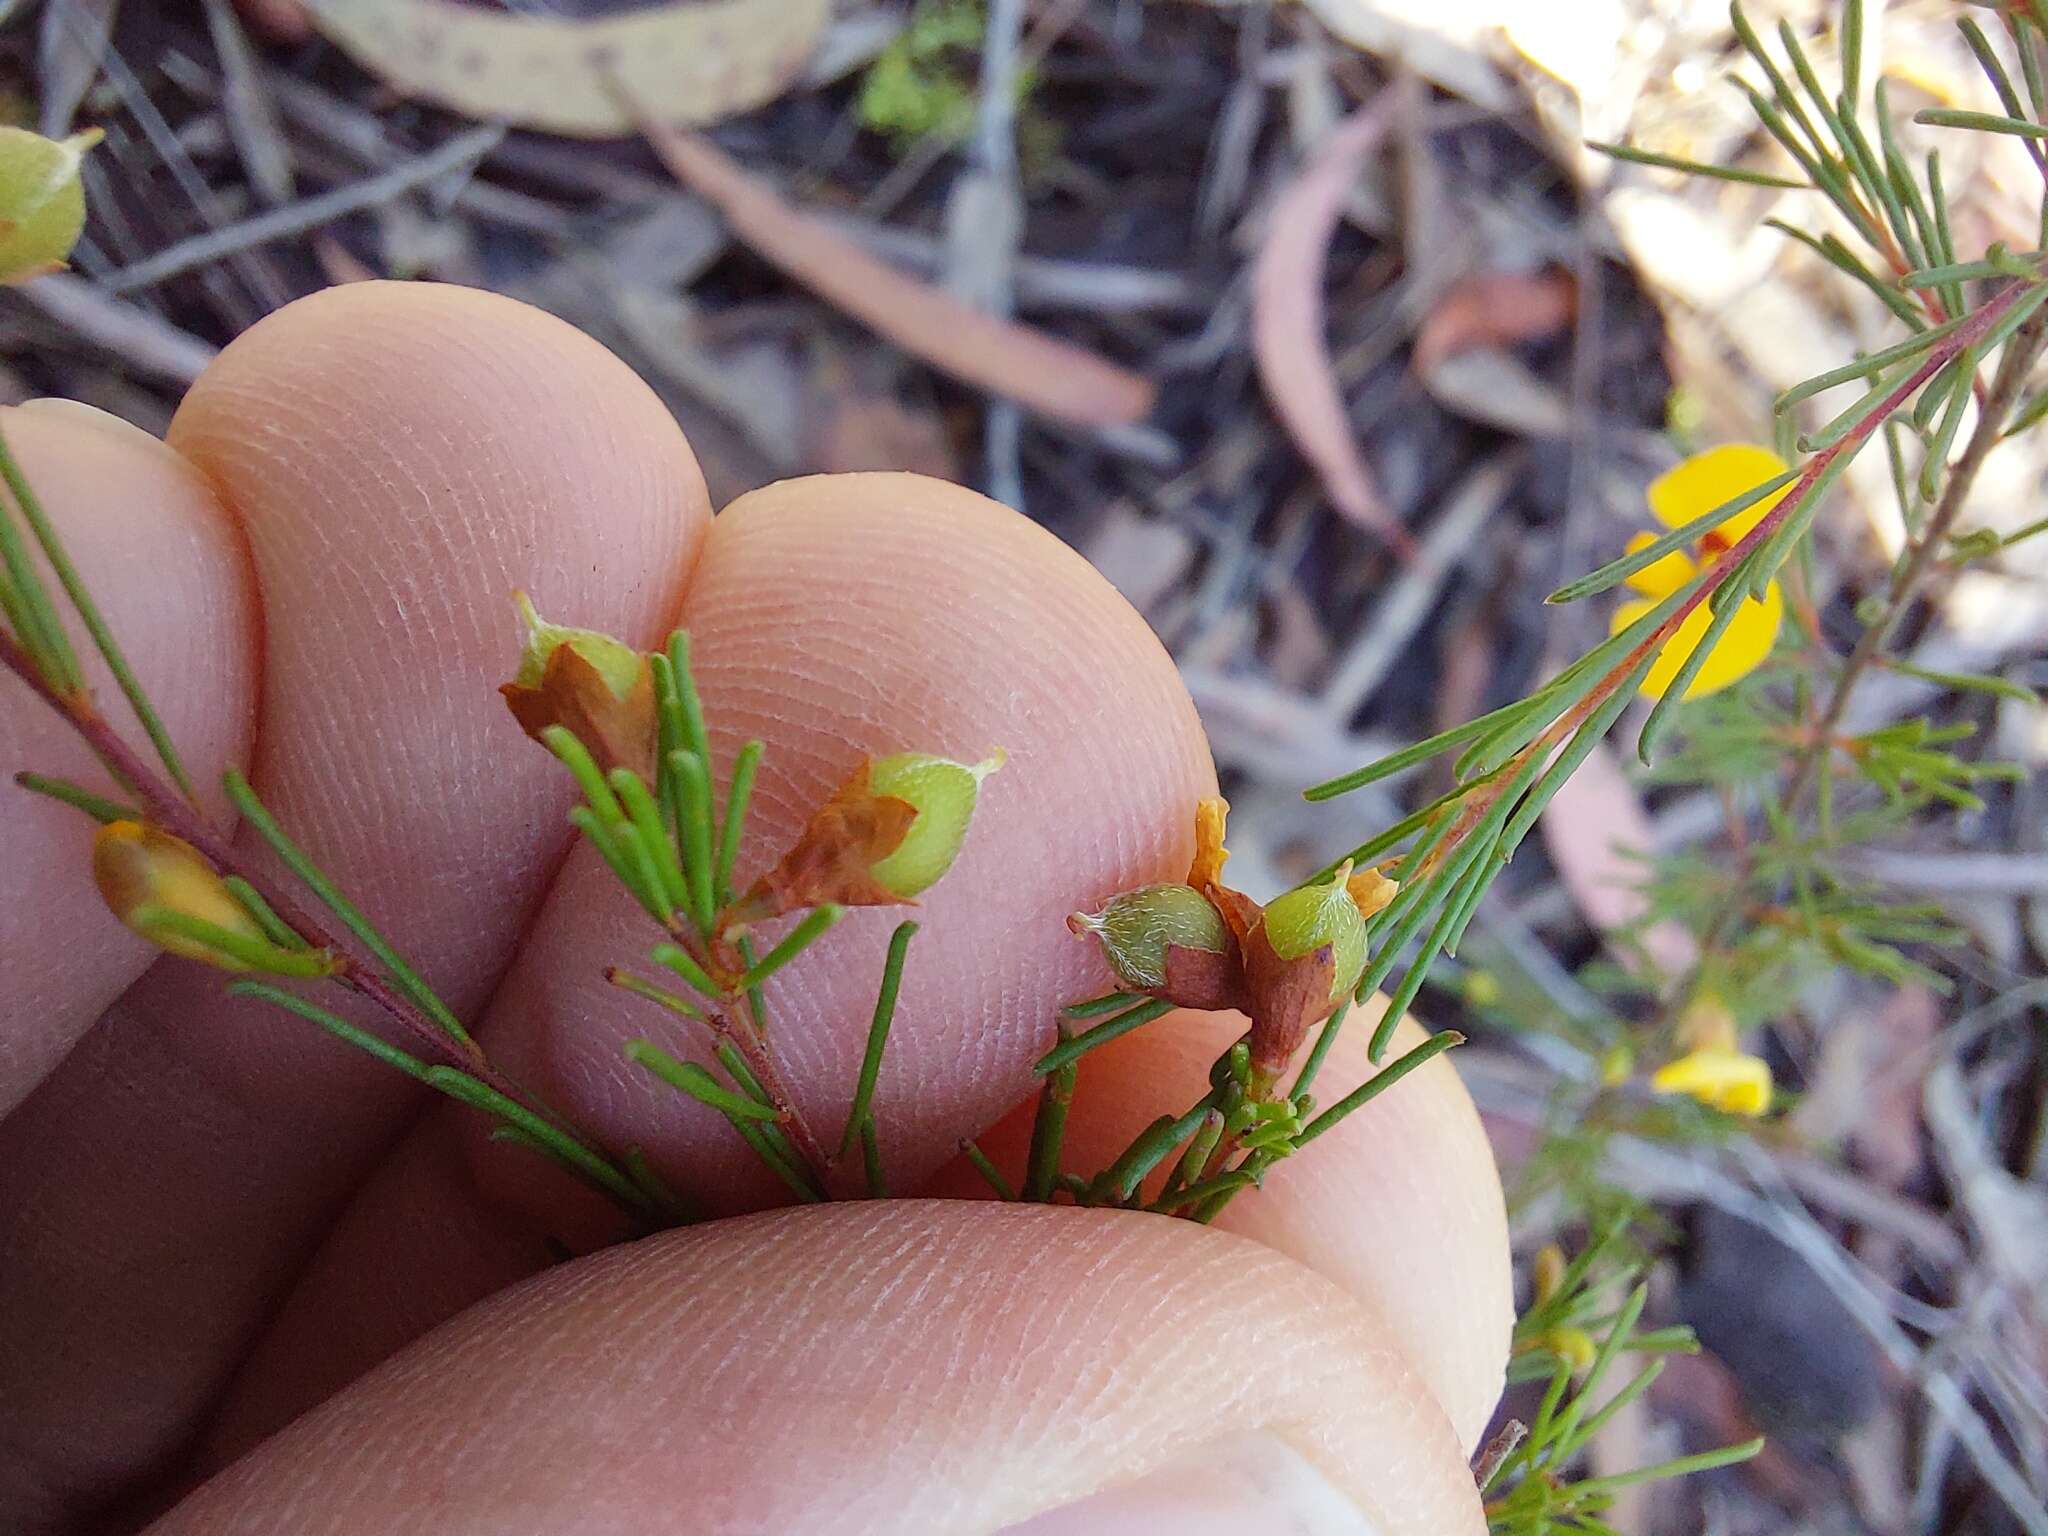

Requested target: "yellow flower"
[
  {"left": 1610, "top": 444, "right": 1788, "bottom": 701},
  {"left": 1650, "top": 1046, "right": 1773, "bottom": 1117}
]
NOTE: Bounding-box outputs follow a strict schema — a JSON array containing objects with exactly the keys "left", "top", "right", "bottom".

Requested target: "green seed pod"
[
  {"left": 1261, "top": 868, "right": 1370, "bottom": 1002},
  {"left": 0, "top": 127, "right": 98, "bottom": 285},
  {"left": 1068, "top": 882, "right": 1230, "bottom": 991},
  {"left": 865, "top": 748, "right": 1004, "bottom": 898},
  {"left": 510, "top": 591, "right": 643, "bottom": 700}
]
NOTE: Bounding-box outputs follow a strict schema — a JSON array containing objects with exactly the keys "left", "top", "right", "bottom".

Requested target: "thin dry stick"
[{"left": 101, "top": 124, "right": 505, "bottom": 294}]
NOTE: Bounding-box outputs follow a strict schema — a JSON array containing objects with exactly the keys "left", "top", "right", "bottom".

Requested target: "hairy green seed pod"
[
  {"left": 510, "top": 591, "right": 642, "bottom": 699},
  {"left": 866, "top": 749, "right": 1004, "bottom": 898},
  {"left": 0, "top": 127, "right": 98, "bottom": 285},
  {"left": 1261, "top": 868, "right": 1370, "bottom": 1002},
  {"left": 1068, "top": 882, "right": 1230, "bottom": 991}
]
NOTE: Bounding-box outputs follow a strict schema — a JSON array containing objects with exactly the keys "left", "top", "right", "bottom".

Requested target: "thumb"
[{"left": 150, "top": 1202, "right": 1483, "bottom": 1536}]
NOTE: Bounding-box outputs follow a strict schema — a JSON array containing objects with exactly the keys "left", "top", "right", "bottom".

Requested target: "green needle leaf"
[
  {"left": 426, "top": 1063, "right": 648, "bottom": 1211},
  {"left": 1294, "top": 1028, "right": 1463, "bottom": 1147},
  {"left": 959, "top": 1138, "right": 1016, "bottom": 1200},
  {"left": 12, "top": 770, "right": 134, "bottom": 824},
  {"left": 1583, "top": 139, "right": 1803, "bottom": 187},
  {"left": 626, "top": 1039, "right": 782, "bottom": 1121},
  {"left": 1, "top": 422, "right": 194, "bottom": 795},
  {"left": 229, "top": 979, "right": 432, "bottom": 1082},
  {"left": 1916, "top": 107, "right": 2048, "bottom": 139},
  {"left": 1547, "top": 470, "right": 1798, "bottom": 603},
  {"left": 736, "top": 904, "right": 845, "bottom": 991},
  {"left": 715, "top": 738, "right": 763, "bottom": 906},
  {"left": 1033, "top": 996, "right": 1172, "bottom": 1075},
  {"left": 225, "top": 769, "right": 472, "bottom": 1046},
  {"left": 840, "top": 920, "right": 915, "bottom": 1156}
]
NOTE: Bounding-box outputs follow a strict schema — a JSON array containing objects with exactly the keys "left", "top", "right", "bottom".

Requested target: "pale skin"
[{"left": 0, "top": 283, "right": 1512, "bottom": 1535}]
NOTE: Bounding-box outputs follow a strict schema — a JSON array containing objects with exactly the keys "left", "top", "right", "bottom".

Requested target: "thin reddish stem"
[{"left": 2, "top": 627, "right": 507, "bottom": 1079}]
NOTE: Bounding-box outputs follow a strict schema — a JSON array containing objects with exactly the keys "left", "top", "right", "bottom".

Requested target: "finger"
[
  {"left": 0, "top": 401, "right": 256, "bottom": 1115},
  {"left": 921, "top": 1003, "right": 1514, "bottom": 1454},
  {"left": 153, "top": 1202, "right": 1484, "bottom": 1536},
  {"left": 208, "top": 471, "right": 1216, "bottom": 1454},
  {"left": 0, "top": 282, "right": 710, "bottom": 1530}
]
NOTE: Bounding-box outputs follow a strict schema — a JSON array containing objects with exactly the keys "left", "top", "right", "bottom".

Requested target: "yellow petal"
[
  {"left": 1607, "top": 594, "right": 1657, "bottom": 646},
  {"left": 1187, "top": 796, "right": 1230, "bottom": 890},
  {"left": 1346, "top": 865, "right": 1399, "bottom": 919},
  {"left": 1646, "top": 443, "right": 1791, "bottom": 547},
  {"left": 1651, "top": 1047, "right": 1773, "bottom": 1116},
  {"left": 1621, "top": 531, "right": 1696, "bottom": 597},
  {"left": 1545, "top": 1326, "right": 1597, "bottom": 1373},
  {"left": 1633, "top": 580, "right": 1783, "bottom": 701}
]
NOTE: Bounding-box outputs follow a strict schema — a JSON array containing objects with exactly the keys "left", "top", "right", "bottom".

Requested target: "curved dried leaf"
[
  {"left": 1411, "top": 266, "right": 1577, "bottom": 375},
  {"left": 302, "top": 0, "right": 828, "bottom": 138},
  {"left": 1251, "top": 90, "right": 1414, "bottom": 554},
  {"left": 632, "top": 117, "right": 1156, "bottom": 428}
]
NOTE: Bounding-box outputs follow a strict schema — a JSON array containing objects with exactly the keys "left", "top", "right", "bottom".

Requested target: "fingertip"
[
  {"left": 164, "top": 279, "right": 713, "bottom": 1002},
  {"left": 924, "top": 1002, "right": 1514, "bottom": 1453},
  {"left": 155, "top": 1204, "right": 1483, "bottom": 1536}
]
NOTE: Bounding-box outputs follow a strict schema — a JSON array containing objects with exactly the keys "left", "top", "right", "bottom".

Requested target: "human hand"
[{"left": 0, "top": 282, "right": 1510, "bottom": 1535}]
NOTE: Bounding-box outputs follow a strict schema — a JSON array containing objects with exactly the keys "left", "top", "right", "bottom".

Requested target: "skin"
[{"left": 0, "top": 282, "right": 1511, "bottom": 1535}]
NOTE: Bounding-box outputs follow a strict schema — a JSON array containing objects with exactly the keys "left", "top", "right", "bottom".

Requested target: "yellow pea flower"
[
  {"left": 1609, "top": 444, "right": 1788, "bottom": 700},
  {"left": 1650, "top": 1046, "right": 1774, "bottom": 1117}
]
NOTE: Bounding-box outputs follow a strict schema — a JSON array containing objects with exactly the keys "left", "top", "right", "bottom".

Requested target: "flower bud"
[
  {"left": 92, "top": 821, "right": 271, "bottom": 969},
  {"left": 0, "top": 127, "right": 98, "bottom": 285},
  {"left": 1069, "top": 882, "right": 1230, "bottom": 991},
  {"left": 1261, "top": 866, "right": 1371, "bottom": 1003},
  {"left": 1543, "top": 1325, "right": 1597, "bottom": 1375},
  {"left": 500, "top": 592, "right": 655, "bottom": 772},
  {"left": 864, "top": 749, "right": 1004, "bottom": 899}
]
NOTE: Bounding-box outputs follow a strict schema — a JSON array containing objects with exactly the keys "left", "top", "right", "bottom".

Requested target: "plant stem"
[
  {"left": 1691, "top": 302, "right": 2048, "bottom": 968},
  {"left": 1786, "top": 308, "right": 2046, "bottom": 814},
  {"left": 0, "top": 629, "right": 514, "bottom": 1080},
  {"left": 713, "top": 1003, "right": 833, "bottom": 1185}
]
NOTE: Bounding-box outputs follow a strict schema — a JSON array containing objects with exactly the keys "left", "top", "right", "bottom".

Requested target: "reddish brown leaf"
[
  {"left": 1412, "top": 265, "right": 1577, "bottom": 375},
  {"left": 1241, "top": 924, "right": 1338, "bottom": 1081},
  {"left": 500, "top": 644, "right": 656, "bottom": 777},
  {"left": 1251, "top": 87, "right": 1416, "bottom": 556},
  {"left": 631, "top": 116, "right": 1156, "bottom": 428}
]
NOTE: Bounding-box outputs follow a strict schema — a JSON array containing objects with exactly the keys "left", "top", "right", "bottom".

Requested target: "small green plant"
[{"left": 857, "top": 0, "right": 990, "bottom": 151}]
